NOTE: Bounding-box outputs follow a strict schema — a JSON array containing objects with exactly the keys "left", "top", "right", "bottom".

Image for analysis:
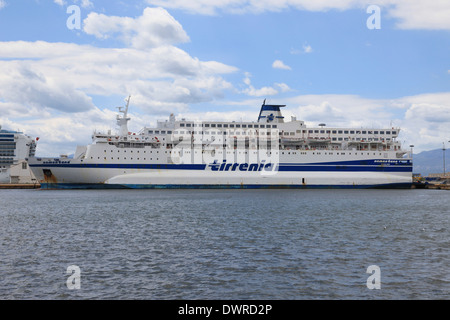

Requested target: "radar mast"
[{"left": 117, "top": 95, "right": 131, "bottom": 137}]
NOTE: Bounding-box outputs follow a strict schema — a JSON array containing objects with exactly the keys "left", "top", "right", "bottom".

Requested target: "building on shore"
[
  {"left": 427, "top": 172, "right": 450, "bottom": 179},
  {"left": 0, "top": 125, "right": 38, "bottom": 184}
]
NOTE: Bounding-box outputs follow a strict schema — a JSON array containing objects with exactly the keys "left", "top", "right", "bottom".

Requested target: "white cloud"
[
  {"left": 0, "top": 41, "right": 237, "bottom": 114},
  {"left": 0, "top": 107, "right": 120, "bottom": 156},
  {"left": 244, "top": 86, "right": 278, "bottom": 97},
  {"left": 0, "top": 0, "right": 7, "bottom": 10},
  {"left": 54, "top": 0, "right": 92, "bottom": 8},
  {"left": 272, "top": 59, "right": 291, "bottom": 70},
  {"left": 146, "top": 0, "right": 232, "bottom": 15},
  {"left": 146, "top": 0, "right": 358, "bottom": 15},
  {"left": 290, "top": 43, "right": 313, "bottom": 55},
  {"left": 283, "top": 94, "right": 392, "bottom": 127},
  {"left": 387, "top": 0, "right": 450, "bottom": 30},
  {"left": 146, "top": 0, "right": 450, "bottom": 30},
  {"left": 0, "top": 59, "right": 95, "bottom": 113},
  {"left": 303, "top": 44, "right": 313, "bottom": 53},
  {"left": 241, "top": 73, "right": 285, "bottom": 97},
  {"left": 124, "top": 91, "right": 449, "bottom": 153},
  {"left": 0, "top": 8, "right": 238, "bottom": 116},
  {"left": 275, "top": 83, "right": 291, "bottom": 93},
  {"left": 77, "top": 0, "right": 93, "bottom": 8},
  {"left": 0, "top": 7, "right": 242, "bottom": 156},
  {"left": 279, "top": 92, "right": 450, "bottom": 152},
  {"left": 3, "top": 4, "right": 448, "bottom": 158},
  {"left": 83, "top": 7, "right": 190, "bottom": 49},
  {"left": 398, "top": 95, "right": 450, "bottom": 152}
]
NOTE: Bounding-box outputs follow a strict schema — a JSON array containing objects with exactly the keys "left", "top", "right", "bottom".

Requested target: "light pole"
[
  {"left": 409, "top": 145, "right": 414, "bottom": 176},
  {"left": 445, "top": 141, "right": 450, "bottom": 177}
]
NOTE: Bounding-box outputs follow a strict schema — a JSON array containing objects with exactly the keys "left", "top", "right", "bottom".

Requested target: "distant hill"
[{"left": 413, "top": 148, "right": 450, "bottom": 176}]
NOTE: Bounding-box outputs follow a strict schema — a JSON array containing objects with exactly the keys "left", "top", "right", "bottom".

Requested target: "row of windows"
[
  {"left": 174, "top": 131, "right": 275, "bottom": 135},
  {"left": 331, "top": 137, "right": 391, "bottom": 141},
  {"left": 147, "top": 128, "right": 397, "bottom": 136},
  {"left": 92, "top": 150, "right": 389, "bottom": 159},
  {"left": 104, "top": 149, "right": 161, "bottom": 153},
  {"left": 307, "top": 129, "right": 397, "bottom": 135},
  {"left": 179, "top": 123, "right": 278, "bottom": 129},
  {"left": 148, "top": 129, "right": 277, "bottom": 135},
  {"left": 310, "top": 152, "right": 386, "bottom": 156},
  {"left": 148, "top": 130, "right": 172, "bottom": 135},
  {"left": 147, "top": 133, "right": 394, "bottom": 142},
  {"left": 92, "top": 157, "right": 160, "bottom": 161}
]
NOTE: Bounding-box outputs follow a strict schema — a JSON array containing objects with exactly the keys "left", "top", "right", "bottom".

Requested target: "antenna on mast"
[
  {"left": 124, "top": 95, "right": 131, "bottom": 117},
  {"left": 117, "top": 95, "right": 132, "bottom": 137}
]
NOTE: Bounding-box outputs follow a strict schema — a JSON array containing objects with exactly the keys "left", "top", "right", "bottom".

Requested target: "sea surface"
[{"left": 0, "top": 188, "right": 448, "bottom": 300}]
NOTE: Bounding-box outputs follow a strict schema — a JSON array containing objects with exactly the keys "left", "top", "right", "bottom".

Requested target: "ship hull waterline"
[{"left": 30, "top": 163, "right": 412, "bottom": 189}]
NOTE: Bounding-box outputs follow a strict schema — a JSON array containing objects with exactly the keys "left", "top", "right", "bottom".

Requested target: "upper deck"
[{"left": 83, "top": 100, "right": 407, "bottom": 164}]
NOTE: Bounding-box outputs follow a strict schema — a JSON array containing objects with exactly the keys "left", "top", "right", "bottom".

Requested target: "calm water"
[{"left": 0, "top": 188, "right": 448, "bottom": 300}]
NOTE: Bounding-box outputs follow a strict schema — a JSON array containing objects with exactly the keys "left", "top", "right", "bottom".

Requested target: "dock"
[
  {"left": 412, "top": 173, "right": 450, "bottom": 190},
  {"left": 419, "top": 183, "right": 450, "bottom": 190}
]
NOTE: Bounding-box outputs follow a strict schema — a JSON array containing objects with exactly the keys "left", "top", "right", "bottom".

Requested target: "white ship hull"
[
  {"left": 29, "top": 159, "right": 412, "bottom": 189},
  {"left": 29, "top": 99, "right": 413, "bottom": 189}
]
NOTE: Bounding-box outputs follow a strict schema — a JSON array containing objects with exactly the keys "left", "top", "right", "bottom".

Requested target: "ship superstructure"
[{"left": 29, "top": 98, "right": 412, "bottom": 188}]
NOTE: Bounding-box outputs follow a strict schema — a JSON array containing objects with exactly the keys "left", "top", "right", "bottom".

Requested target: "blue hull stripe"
[
  {"left": 277, "top": 165, "right": 411, "bottom": 172},
  {"left": 30, "top": 162, "right": 412, "bottom": 172},
  {"left": 30, "top": 159, "right": 411, "bottom": 167},
  {"left": 30, "top": 163, "right": 207, "bottom": 170}
]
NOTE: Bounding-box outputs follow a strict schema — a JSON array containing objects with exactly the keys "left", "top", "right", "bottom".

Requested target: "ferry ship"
[
  {"left": 29, "top": 97, "right": 413, "bottom": 189},
  {"left": 0, "top": 125, "right": 37, "bottom": 184}
]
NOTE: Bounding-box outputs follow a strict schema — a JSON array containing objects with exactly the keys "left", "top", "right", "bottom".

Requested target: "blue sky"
[{"left": 0, "top": 0, "right": 449, "bottom": 156}]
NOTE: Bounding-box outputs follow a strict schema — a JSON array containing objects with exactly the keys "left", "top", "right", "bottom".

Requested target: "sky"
[{"left": 0, "top": 0, "right": 449, "bottom": 156}]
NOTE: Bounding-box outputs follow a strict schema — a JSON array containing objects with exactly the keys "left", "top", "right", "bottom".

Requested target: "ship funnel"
[{"left": 257, "top": 100, "right": 286, "bottom": 123}]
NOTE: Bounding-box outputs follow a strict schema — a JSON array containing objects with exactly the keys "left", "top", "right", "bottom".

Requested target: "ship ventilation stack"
[{"left": 257, "top": 100, "right": 286, "bottom": 123}]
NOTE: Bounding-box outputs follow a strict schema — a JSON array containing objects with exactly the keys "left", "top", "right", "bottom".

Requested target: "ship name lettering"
[{"left": 208, "top": 161, "right": 274, "bottom": 172}]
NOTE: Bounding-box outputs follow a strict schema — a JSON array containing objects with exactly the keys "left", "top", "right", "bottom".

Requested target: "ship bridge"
[{"left": 257, "top": 101, "right": 286, "bottom": 124}]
